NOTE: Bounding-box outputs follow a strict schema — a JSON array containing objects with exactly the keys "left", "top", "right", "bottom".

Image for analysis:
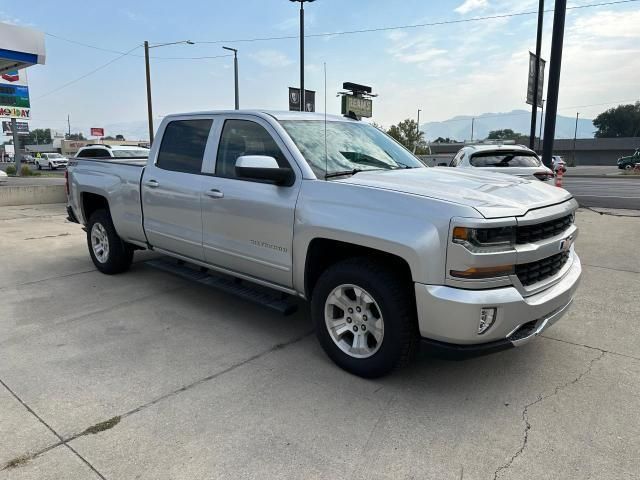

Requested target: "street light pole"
[
  {"left": 573, "top": 112, "right": 579, "bottom": 166},
  {"left": 471, "top": 117, "right": 475, "bottom": 142},
  {"left": 144, "top": 41, "right": 154, "bottom": 144},
  {"left": 416, "top": 108, "right": 421, "bottom": 152},
  {"left": 144, "top": 40, "right": 194, "bottom": 144},
  {"left": 538, "top": 99, "right": 545, "bottom": 151},
  {"left": 222, "top": 47, "right": 239, "bottom": 109},
  {"left": 290, "top": 0, "right": 315, "bottom": 112}
]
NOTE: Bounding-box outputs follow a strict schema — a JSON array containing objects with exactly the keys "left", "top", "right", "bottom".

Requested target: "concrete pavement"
[
  {"left": 562, "top": 176, "right": 640, "bottom": 210},
  {"left": 1, "top": 204, "right": 639, "bottom": 479}
]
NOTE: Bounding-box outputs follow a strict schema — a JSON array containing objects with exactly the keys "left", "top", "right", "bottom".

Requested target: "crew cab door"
[
  {"left": 199, "top": 115, "right": 300, "bottom": 287},
  {"left": 141, "top": 116, "right": 216, "bottom": 260}
]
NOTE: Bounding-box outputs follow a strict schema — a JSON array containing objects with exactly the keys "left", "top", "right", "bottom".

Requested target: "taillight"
[
  {"left": 64, "top": 170, "right": 69, "bottom": 195},
  {"left": 534, "top": 172, "right": 554, "bottom": 181}
]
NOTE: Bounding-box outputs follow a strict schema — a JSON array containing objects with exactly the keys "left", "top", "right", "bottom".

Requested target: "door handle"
[
  {"left": 145, "top": 180, "right": 159, "bottom": 188},
  {"left": 205, "top": 189, "right": 224, "bottom": 199}
]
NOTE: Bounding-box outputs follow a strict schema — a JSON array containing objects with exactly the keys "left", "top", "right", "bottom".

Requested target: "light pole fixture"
[
  {"left": 144, "top": 40, "right": 194, "bottom": 144},
  {"left": 222, "top": 46, "right": 239, "bottom": 110},
  {"left": 289, "top": 0, "right": 316, "bottom": 112}
]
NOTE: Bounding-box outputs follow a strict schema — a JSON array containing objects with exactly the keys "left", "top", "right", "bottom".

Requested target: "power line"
[
  {"left": 44, "top": 33, "right": 233, "bottom": 60},
  {"left": 193, "top": 0, "right": 639, "bottom": 44},
  {"left": 35, "top": 45, "right": 141, "bottom": 100},
  {"left": 44, "top": 0, "right": 639, "bottom": 55}
]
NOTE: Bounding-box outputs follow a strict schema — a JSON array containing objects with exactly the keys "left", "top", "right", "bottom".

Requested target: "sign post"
[{"left": 11, "top": 117, "right": 21, "bottom": 174}]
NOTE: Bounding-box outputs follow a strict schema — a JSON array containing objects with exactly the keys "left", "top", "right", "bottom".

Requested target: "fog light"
[{"left": 479, "top": 307, "right": 497, "bottom": 334}]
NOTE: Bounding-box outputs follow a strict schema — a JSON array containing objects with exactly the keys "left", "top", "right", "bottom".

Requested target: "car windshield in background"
[
  {"left": 47, "top": 153, "right": 64, "bottom": 158},
  {"left": 279, "top": 120, "right": 424, "bottom": 178},
  {"left": 470, "top": 152, "right": 541, "bottom": 168},
  {"left": 111, "top": 149, "right": 150, "bottom": 158}
]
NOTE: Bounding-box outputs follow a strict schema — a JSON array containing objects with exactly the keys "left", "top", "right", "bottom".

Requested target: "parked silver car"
[{"left": 450, "top": 144, "right": 555, "bottom": 181}]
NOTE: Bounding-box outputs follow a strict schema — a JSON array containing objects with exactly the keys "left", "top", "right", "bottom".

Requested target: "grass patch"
[
  {"left": 81, "top": 415, "right": 121, "bottom": 435},
  {"left": 621, "top": 169, "right": 640, "bottom": 175}
]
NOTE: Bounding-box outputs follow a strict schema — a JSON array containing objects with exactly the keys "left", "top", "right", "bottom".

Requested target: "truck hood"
[{"left": 338, "top": 168, "right": 573, "bottom": 218}]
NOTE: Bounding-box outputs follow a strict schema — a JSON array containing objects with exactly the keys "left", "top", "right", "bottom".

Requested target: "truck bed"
[{"left": 67, "top": 157, "right": 147, "bottom": 245}]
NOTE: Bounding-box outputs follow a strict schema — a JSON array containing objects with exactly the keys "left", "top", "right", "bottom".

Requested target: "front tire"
[
  {"left": 36, "top": 162, "right": 41, "bottom": 170},
  {"left": 311, "top": 258, "right": 418, "bottom": 378},
  {"left": 625, "top": 164, "right": 633, "bottom": 171},
  {"left": 87, "top": 209, "right": 133, "bottom": 274}
]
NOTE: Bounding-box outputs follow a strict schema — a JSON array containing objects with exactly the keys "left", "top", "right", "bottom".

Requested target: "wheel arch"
[
  {"left": 81, "top": 192, "right": 110, "bottom": 224},
  {"left": 303, "top": 238, "right": 414, "bottom": 300}
]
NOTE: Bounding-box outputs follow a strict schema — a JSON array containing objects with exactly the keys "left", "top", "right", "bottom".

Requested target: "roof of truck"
[{"left": 165, "top": 110, "right": 359, "bottom": 122}]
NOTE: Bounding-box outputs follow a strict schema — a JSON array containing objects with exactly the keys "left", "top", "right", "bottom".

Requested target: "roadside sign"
[
  {"left": 2, "top": 120, "right": 29, "bottom": 135},
  {"left": 0, "top": 68, "right": 30, "bottom": 119},
  {"left": 527, "top": 52, "right": 545, "bottom": 107},
  {"left": 341, "top": 95, "right": 373, "bottom": 118},
  {"left": 90, "top": 127, "right": 105, "bottom": 137},
  {"left": 288, "top": 87, "right": 315, "bottom": 112}
]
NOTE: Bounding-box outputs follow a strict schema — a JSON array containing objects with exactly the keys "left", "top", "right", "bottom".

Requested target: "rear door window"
[
  {"left": 470, "top": 152, "right": 541, "bottom": 167},
  {"left": 156, "top": 119, "right": 213, "bottom": 174}
]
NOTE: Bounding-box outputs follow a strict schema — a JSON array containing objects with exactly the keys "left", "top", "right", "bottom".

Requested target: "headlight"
[{"left": 452, "top": 226, "right": 515, "bottom": 253}]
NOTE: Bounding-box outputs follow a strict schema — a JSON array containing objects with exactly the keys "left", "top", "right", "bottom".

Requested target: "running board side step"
[{"left": 145, "top": 258, "right": 299, "bottom": 316}]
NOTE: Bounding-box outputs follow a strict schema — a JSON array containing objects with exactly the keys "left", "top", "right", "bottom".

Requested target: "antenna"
[{"left": 324, "top": 61, "right": 327, "bottom": 179}]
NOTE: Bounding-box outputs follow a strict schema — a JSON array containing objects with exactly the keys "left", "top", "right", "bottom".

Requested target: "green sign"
[{"left": 341, "top": 95, "right": 372, "bottom": 118}]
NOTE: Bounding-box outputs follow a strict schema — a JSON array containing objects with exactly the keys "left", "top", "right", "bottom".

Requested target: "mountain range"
[{"left": 421, "top": 109, "right": 596, "bottom": 142}]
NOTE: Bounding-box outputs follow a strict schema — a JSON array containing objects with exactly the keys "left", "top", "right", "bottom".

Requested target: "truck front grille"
[
  {"left": 516, "top": 251, "right": 570, "bottom": 286},
  {"left": 516, "top": 214, "right": 573, "bottom": 244}
]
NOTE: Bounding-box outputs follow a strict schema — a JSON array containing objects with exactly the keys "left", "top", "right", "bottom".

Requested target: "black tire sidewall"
[
  {"left": 87, "top": 210, "right": 133, "bottom": 274},
  {"left": 311, "top": 259, "right": 416, "bottom": 378}
]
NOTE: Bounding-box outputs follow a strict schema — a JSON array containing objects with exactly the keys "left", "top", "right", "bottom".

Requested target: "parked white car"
[
  {"left": 450, "top": 144, "right": 555, "bottom": 181},
  {"left": 75, "top": 145, "right": 150, "bottom": 159},
  {"left": 35, "top": 153, "right": 69, "bottom": 170},
  {"left": 0, "top": 169, "right": 7, "bottom": 177}
]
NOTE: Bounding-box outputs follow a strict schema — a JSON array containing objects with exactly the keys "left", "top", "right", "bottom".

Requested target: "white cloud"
[
  {"left": 454, "top": 0, "right": 489, "bottom": 14},
  {"left": 249, "top": 49, "right": 293, "bottom": 68},
  {"left": 570, "top": 9, "right": 640, "bottom": 39}
]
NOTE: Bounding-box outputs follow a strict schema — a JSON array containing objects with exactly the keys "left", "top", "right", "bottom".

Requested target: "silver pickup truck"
[{"left": 66, "top": 110, "right": 581, "bottom": 377}]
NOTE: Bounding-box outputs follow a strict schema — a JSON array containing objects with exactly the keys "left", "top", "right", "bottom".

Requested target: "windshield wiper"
[{"left": 325, "top": 168, "right": 366, "bottom": 179}]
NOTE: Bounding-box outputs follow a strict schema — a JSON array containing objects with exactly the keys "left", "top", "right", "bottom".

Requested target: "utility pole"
[
  {"left": 290, "top": 0, "right": 315, "bottom": 111},
  {"left": 529, "top": 0, "right": 544, "bottom": 150},
  {"left": 415, "top": 108, "right": 421, "bottom": 153},
  {"left": 222, "top": 47, "right": 239, "bottom": 109},
  {"left": 542, "top": 0, "right": 567, "bottom": 169},
  {"left": 67, "top": 114, "right": 71, "bottom": 138},
  {"left": 471, "top": 117, "right": 475, "bottom": 142},
  {"left": 573, "top": 112, "right": 579, "bottom": 166},
  {"left": 538, "top": 99, "right": 545, "bottom": 151},
  {"left": 144, "top": 41, "right": 154, "bottom": 144},
  {"left": 144, "top": 40, "right": 194, "bottom": 144},
  {"left": 11, "top": 117, "right": 22, "bottom": 176}
]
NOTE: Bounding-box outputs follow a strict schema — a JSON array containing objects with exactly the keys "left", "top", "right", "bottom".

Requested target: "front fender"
[{"left": 292, "top": 180, "right": 482, "bottom": 293}]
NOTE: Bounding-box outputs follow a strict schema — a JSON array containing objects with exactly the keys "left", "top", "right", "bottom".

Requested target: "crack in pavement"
[
  {"left": 541, "top": 335, "right": 640, "bottom": 362},
  {"left": 581, "top": 262, "right": 640, "bottom": 275},
  {"left": 1, "top": 331, "right": 313, "bottom": 471},
  {"left": 493, "top": 349, "right": 606, "bottom": 480},
  {"left": 0, "top": 378, "right": 107, "bottom": 479},
  {"left": 23, "top": 232, "right": 72, "bottom": 240}
]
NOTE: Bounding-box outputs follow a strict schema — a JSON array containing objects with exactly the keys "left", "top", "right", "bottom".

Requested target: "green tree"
[
  {"left": 593, "top": 102, "right": 640, "bottom": 138},
  {"left": 66, "top": 132, "right": 86, "bottom": 140},
  {"left": 24, "top": 128, "right": 52, "bottom": 145},
  {"left": 434, "top": 136, "right": 458, "bottom": 143},
  {"left": 386, "top": 118, "right": 428, "bottom": 153}
]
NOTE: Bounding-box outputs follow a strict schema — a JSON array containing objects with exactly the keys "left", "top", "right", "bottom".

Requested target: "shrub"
[
  {"left": 20, "top": 164, "right": 34, "bottom": 176},
  {"left": 5, "top": 165, "right": 16, "bottom": 175}
]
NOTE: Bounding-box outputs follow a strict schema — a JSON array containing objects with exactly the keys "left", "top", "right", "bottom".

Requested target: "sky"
[{"left": 1, "top": 0, "right": 639, "bottom": 139}]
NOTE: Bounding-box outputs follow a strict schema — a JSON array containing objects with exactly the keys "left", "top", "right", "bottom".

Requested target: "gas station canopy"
[{"left": 0, "top": 22, "right": 46, "bottom": 74}]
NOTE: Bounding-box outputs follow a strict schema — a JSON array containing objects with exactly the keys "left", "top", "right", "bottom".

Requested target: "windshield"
[
  {"left": 47, "top": 153, "right": 64, "bottom": 159},
  {"left": 470, "top": 152, "right": 541, "bottom": 168},
  {"left": 111, "top": 149, "right": 150, "bottom": 158},
  {"left": 279, "top": 120, "right": 424, "bottom": 178}
]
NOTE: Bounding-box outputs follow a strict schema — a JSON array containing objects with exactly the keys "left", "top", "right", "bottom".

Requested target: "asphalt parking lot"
[{"left": 1, "top": 204, "right": 639, "bottom": 480}]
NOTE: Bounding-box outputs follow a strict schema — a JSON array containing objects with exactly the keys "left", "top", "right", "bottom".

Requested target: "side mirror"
[{"left": 235, "top": 155, "right": 294, "bottom": 186}]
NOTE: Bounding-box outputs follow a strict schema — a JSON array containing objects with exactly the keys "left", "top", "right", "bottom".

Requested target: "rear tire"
[
  {"left": 311, "top": 257, "right": 418, "bottom": 378},
  {"left": 87, "top": 209, "right": 133, "bottom": 274}
]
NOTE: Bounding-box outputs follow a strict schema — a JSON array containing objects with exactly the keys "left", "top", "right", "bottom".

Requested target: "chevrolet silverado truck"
[{"left": 66, "top": 110, "right": 581, "bottom": 377}]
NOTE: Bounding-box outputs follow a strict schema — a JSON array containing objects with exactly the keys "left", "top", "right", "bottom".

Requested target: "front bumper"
[{"left": 415, "top": 253, "right": 581, "bottom": 350}]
